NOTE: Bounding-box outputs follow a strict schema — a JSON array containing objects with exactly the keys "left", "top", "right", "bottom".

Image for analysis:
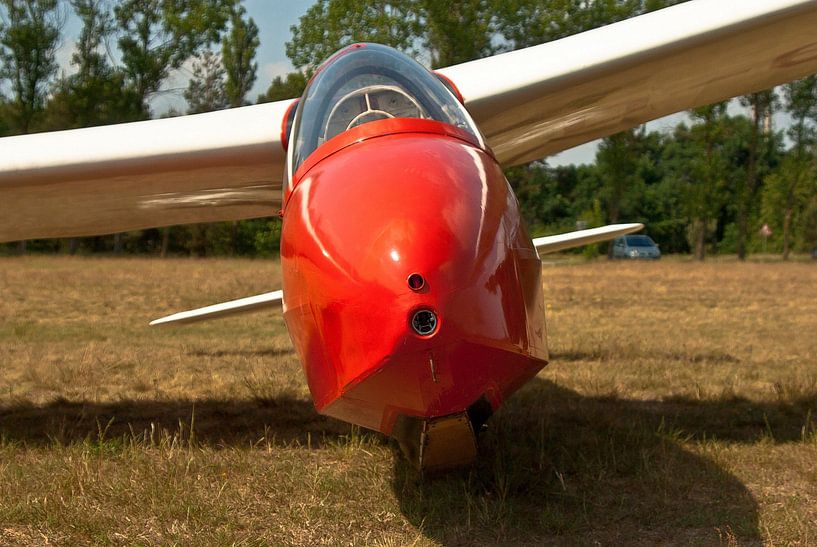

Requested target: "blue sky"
[
  {"left": 242, "top": 0, "right": 313, "bottom": 94},
  {"left": 56, "top": 1, "right": 313, "bottom": 111}
]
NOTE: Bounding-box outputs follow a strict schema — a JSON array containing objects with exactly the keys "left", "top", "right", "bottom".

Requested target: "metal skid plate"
[{"left": 419, "top": 413, "right": 478, "bottom": 472}]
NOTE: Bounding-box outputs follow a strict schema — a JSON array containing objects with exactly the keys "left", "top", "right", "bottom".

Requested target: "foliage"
[
  {"left": 491, "top": 0, "right": 686, "bottom": 49},
  {"left": 418, "top": 0, "right": 493, "bottom": 67},
  {"left": 758, "top": 77, "right": 817, "bottom": 258},
  {"left": 286, "top": 0, "right": 419, "bottom": 72},
  {"left": 221, "top": 3, "right": 258, "bottom": 107},
  {"left": 734, "top": 90, "right": 779, "bottom": 259},
  {"left": 596, "top": 128, "right": 648, "bottom": 223},
  {"left": 683, "top": 103, "right": 730, "bottom": 259},
  {"left": 256, "top": 71, "right": 307, "bottom": 103},
  {"left": 761, "top": 155, "right": 817, "bottom": 255},
  {"left": 114, "top": 0, "right": 232, "bottom": 115},
  {"left": 184, "top": 48, "right": 227, "bottom": 113},
  {"left": 0, "top": 96, "right": 11, "bottom": 136},
  {"left": 43, "top": 0, "right": 142, "bottom": 130},
  {"left": 0, "top": 0, "right": 62, "bottom": 134}
]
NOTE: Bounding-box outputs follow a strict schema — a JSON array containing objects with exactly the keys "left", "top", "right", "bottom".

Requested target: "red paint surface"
[{"left": 280, "top": 118, "right": 548, "bottom": 434}]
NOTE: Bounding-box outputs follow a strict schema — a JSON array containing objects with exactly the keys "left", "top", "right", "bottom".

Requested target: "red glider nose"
[{"left": 281, "top": 119, "right": 548, "bottom": 436}]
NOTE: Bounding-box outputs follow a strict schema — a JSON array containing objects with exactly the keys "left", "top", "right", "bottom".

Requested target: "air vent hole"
[
  {"left": 407, "top": 273, "right": 425, "bottom": 291},
  {"left": 411, "top": 310, "right": 437, "bottom": 336}
]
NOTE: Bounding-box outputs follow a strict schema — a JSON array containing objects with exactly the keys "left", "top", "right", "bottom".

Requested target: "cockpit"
[
  {"left": 324, "top": 83, "right": 426, "bottom": 136},
  {"left": 288, "top": 43, "right": 483, "bottom": 177}
]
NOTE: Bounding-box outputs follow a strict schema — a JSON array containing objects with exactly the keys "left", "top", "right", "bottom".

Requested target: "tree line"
[{"left": 2, "top": 0, "right": 816, "bottom": 259}]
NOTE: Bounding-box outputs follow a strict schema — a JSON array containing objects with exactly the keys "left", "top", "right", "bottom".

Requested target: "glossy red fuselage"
[{"left": 280, "top": 118, "right": 548, "bottom": 435}]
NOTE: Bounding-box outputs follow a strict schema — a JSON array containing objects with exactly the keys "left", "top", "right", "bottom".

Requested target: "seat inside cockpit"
[{"left": 323, "top": 81, "right": 428, "bottom": 142}]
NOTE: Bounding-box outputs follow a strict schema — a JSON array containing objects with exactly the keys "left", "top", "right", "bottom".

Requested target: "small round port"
[
  {"left": 407, "top": 273, "right": 425, "bottom": 291},
  {"left": 411, "top": 309, "right": 437, "bottom": 336}
]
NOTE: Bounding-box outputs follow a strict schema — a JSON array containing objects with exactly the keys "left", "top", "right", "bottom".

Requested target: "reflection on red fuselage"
[{"left": 281, "top": 118, "right": 548, "bottom": 435}]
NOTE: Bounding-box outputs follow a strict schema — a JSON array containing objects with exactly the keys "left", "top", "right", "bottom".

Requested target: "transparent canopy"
[{"left": 290, "top": 44, "right": 481, "bottom": 174}]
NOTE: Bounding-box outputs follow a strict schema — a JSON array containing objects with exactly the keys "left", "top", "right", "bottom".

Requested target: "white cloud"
[
  {"left": 251, "top": 60, "right": 293, "bottom": 98},
  {"left": 54, "top": 38, "right": 77, "bottom": 78}
]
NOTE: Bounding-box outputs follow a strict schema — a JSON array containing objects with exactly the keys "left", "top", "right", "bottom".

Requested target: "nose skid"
[{"left": 392, "top": 412, "right": 480, "bottom": 473}]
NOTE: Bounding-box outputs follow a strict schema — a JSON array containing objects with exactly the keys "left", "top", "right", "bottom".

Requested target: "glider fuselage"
[{"left": 278, "top": 45, "right": 549, "bottom": 468}]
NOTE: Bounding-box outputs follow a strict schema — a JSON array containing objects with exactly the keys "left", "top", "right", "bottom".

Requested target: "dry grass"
[{"left": 1, "top": 256, "right": 816, "bottom": 545}]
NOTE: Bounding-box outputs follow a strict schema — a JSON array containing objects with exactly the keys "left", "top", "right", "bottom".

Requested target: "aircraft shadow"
[
  {"left": 390, "top": 377, "right": 817, "bottom": 544},
  {"left": 0, "top": 395, "right": 355, "bottom": 447},
  {"left": 4, "top": 377, "right": 816, "bottom": 542}
]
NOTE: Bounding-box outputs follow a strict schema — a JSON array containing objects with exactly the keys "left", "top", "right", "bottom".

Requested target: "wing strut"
[
  {"left": 149, "top": 290, "right": 284, "bottom": 326},
  {"left": 532, "top": 223, "right": 643, "bottom": 254},
  {"left": 151, "top": 223, "right": 643, "bottom": 328}
]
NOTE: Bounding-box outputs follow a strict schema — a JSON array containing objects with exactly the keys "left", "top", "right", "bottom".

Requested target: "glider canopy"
[{"left": 290, "top": 43, "right": 482, "bottom": 174}]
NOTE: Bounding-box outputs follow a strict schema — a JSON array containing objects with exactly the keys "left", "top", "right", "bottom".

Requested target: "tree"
[
  {"left": 222, "top": 2, "right": 258, "bottom": 107},
  {"left": 735, "top": 89, "right": 778, "bottom": 260},
  {"left": 114, "top": 0, "right": 232, "bottom": 116},
  {"left": 762, "top": 155, "right": 815, "bottom": 258},
  {"left": 256, "top": 71, "right": 307, "bottom": 103},
  {"left": 493, "top": 0, "right": 646, "bottom": 49},
  {"left": 0, "top": 96, "right": 10, "bottom": 136},
  {"left": 418, "top": 0, "right": 493, "bottom": 67},
  {"left": 286, "top": 0, "right": 419, "bottom": 72},
  {"left": 596, "top": 127, "right": 647, "bottom": 256},
  {"left": 0, "top": 0, "right": 62, "bottom": 134},
  {"left": 44, "top": 0, "right": 142, "bottom": 130},
  {"left": 660, "top": 103, "right": 731, "bottom": 260},
  {"left": 760, "top": 77, "right": 817, "bottom": 259},
  {"left": 184, "top": 48, "right": 226, "bottom": 113}
]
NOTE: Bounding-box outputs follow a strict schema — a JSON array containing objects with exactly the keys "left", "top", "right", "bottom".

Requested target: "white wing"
[
  {"left": 437, "top": 0, "right": 817, "bottom": 166},
  {"left": 0, "top": 100, "right": 293, "bottom": 243},
  {"left": 3, "top": 0, "right": 817, "bottom": 242},
  {"left": 149, "top": 290, "right": 284, "bottom": 326},
  {"left": 533, "top": 224, "right": 643, "bottom": 255}
]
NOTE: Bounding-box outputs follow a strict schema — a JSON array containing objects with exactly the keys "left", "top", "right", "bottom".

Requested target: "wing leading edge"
[
  {"left": 532, "top": 223, "right": 643, "bottom": 255},
  {"left": 149, "top": 290, "right": 284, "bottom": 326},
  {"left": 150, "top": 223, "right": 642, "bottom": 327},
  {"left": 4, "top": 1, "right": 817, "bottom": 242},
  {"left": 438, "top": 0, "right": 817, "bottom": 166},
  {"left": 0, "top": 100, "right": 294, "bottom": 243}
]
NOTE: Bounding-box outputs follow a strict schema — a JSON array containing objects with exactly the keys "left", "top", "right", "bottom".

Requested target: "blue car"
[{"left": 611, "top": 234, "right": 661, "bottom": 259}]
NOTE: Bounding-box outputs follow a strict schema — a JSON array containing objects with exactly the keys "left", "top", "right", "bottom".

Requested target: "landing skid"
[{"left": 392, "top": 397, "right": 493, "bottom": 473}]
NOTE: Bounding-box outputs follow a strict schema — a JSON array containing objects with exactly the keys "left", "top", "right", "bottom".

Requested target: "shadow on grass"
[
  {"left": 555, "top": 349, "right": 742, "bottom": 364},
  {"left": 0, "top": 396, "right": 355, "bottom": 447},
  {"left": 186, "top": 347, "right": 295, "bottom": 358},
  {"left": 390, "top": 377, "right": 817, "bottom": 544},
  {"left": 4, "top": 377, "right": 817, "bottom": 542}
]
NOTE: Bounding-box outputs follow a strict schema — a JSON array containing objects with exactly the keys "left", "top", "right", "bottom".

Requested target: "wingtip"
[
  {"left": 148, "top": 316, "right": 174, "bottom": 327},
  {"left": 147, "top": 289, "right": 285, "bottom": 328}
]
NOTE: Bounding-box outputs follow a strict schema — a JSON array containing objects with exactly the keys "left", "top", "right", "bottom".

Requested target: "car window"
[{"left": 625, "top": 235, "right": 655, "bottom": 247}]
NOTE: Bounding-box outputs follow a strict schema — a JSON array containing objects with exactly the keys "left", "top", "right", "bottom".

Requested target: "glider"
[{"left": 2, "top": 0, "right": 817, "bottom": 471}]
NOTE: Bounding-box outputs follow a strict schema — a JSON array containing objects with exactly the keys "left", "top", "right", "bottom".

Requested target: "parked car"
[{"left": 611, "top": 234, "right": 661, "bottom": 259}]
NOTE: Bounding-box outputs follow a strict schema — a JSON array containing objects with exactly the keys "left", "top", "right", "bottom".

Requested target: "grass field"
[{"left": 1, "top": 256, "right": 816, "bottom": 545}]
